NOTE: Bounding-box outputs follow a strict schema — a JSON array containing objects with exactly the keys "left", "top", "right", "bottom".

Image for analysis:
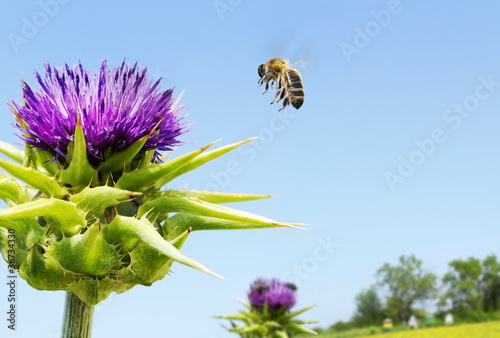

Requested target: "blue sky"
[{"left": 1, "top": 1, "right": 500, "bottom": 337}]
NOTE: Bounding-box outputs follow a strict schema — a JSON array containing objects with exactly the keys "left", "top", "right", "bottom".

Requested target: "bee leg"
[
  {"left": 262, "top": 82, "right": 270, "bottom": 94},
  {"left": 277, "top": 89, "right": 286, "bottom": 102},
  {"left": 270, "top": 89, "right": 281, "bottom": 104},
  {"left": 272, "top": 88, "right": 286, "bottom": 104},
  {"left": 278, "top": 97, "right": 289, "bottom": 111}
]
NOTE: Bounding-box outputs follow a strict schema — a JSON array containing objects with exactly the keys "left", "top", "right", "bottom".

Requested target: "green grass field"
[{"left": 315, "top": 321, "right": 500, "bottom": 338}]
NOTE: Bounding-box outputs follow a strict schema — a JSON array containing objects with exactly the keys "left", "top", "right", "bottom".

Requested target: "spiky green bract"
[
  {"left": 165, "top": 190, "right": 274, "bottom": 203},
  {"left": 138, "top": 196, "right": 294, "bottom": 227},
  {"left": 115, "top": 140, "right": 217, "bottom": 191},
  {"left": 217, "top": 305, "right": 318, "bottom": 337},
  {"left": 0, "top": 137, "right": 297, "bottom": 305},
  {"left": 0, "top": 176, "right": 30, "bottom": 205},
  {"left": 59, "top": 125, "right": 98, "bottom": 190},
  {"left": 0, "top": 141, "right": 23, "bottom": 164},
  {"left": 0, "top": 159, "right": 67, "bottom": 198}
]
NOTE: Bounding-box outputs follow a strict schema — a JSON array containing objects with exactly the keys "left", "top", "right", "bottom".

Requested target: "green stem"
[{"left": 61, "top": 292, "right": 94, "bottom": 338}]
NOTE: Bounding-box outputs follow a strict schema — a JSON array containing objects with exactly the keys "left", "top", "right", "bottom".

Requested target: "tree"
[
  {"left": 481, "top": 254, "right": 500, "bottom": 312},
  {"left": 440, "top": 257, "right": 483, "bottom": 313},
  {"left": 376, "top": 255, "right": 438, "bottom": 323},
  {"left": 352, "top": 286, "right": 384, "bottom": 326},
  {"left": 329, "top": 320, "right": 352, "bottom": 332}
]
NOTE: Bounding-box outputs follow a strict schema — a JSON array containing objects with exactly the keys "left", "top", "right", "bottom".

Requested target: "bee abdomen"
[{"left": 285, "top": 69, "right": 304, "bottom": 109}]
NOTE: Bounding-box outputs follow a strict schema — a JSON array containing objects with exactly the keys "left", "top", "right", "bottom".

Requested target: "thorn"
[
  {"left": 172, "top": 90, "right": 185, "bottom": 110},
  {"left": 241, "top": 137, "right": 258, "bottom": 144},
  {"left": 125, "top": 190, "right": 142, "bottom": 197},
  {"left": 206, "top": 269, "right": 225, "bottom": 280},
  {"left": 200, "top": 139, "right": 221, "bottom": 152},
  {"left": 275, "top": 222, "right": 308, "bottom": 230}
]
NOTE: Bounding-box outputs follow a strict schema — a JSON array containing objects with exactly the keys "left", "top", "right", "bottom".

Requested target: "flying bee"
[{"left": 257, "top": 58, "right": 304, "bottom": 111}]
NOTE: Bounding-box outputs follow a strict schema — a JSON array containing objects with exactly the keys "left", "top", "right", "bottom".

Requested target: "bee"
[
  {"left": 284, "top": 282, "right": 297, "bottom": 291},
  {"left": 253, "top": 283, "right": 270, "bottom": 294},
  {"left": 257, "top": 58, "right": 304, "bottom": 111}
]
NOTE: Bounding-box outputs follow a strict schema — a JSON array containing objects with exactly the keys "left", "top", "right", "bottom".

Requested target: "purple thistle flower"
[
  {"left": 248, "top": 278, "right": 297, "bottom": 313},
  {"left": 10, "top": 60, "right": 185, "bottom": 162}
]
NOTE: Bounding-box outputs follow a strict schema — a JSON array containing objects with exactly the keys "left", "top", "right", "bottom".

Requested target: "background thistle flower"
[
  {"left": 249, "top": 278, "right": 297, "bottom": 314},
  {"left": 0, "top": 61, "right": 300, "bottom": 312},
  {"left": 217, "top": 278, "right": 317, "bottom": 337}
]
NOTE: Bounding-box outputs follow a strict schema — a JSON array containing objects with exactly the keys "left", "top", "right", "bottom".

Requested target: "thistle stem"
[{"left": 61, "top": 292, "right": 94, "bottom": 338}]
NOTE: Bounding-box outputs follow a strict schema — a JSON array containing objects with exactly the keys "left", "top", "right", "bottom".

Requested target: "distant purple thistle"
[
  {"left": 248, "top": 278, "right": 297, "bottom": 312},
  {"left": 10, "top": 60, "right": 185, "bottom": 161}
]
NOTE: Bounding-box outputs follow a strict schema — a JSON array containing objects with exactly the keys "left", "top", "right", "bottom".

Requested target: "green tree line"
[{"left": 329, "top": 254, "right": 500, "bottom": 332}]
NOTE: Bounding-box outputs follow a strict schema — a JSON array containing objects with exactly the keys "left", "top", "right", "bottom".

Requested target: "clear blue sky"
[{"left": 1, "top": 1, "right": 500, "bottom": 337}]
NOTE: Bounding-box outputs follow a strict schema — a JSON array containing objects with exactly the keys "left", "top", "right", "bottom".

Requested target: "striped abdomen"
[{"left": 284, "top": 69, "right": 304, "bottom": 109}]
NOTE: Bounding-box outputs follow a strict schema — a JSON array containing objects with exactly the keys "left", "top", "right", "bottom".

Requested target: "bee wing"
[
  {"left": 258, "top": 35, "right": 315, "bottom": 72},
  {"left": 289, "top": 39, "right": 316, "bottom": 71}
]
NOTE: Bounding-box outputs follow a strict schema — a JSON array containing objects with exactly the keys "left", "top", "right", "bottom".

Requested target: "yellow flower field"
[{"left": 357, "top": 321, "right": 500, "bottom": 338}]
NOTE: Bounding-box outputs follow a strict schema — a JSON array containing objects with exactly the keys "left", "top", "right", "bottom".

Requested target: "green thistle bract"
[{"left": 0, "top": 61, "right": 298, "bottom": 305}]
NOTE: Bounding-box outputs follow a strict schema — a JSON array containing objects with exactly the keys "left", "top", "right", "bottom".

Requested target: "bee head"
[{"left": 257, "top": 64, "right": 265, "bottom": 78}]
